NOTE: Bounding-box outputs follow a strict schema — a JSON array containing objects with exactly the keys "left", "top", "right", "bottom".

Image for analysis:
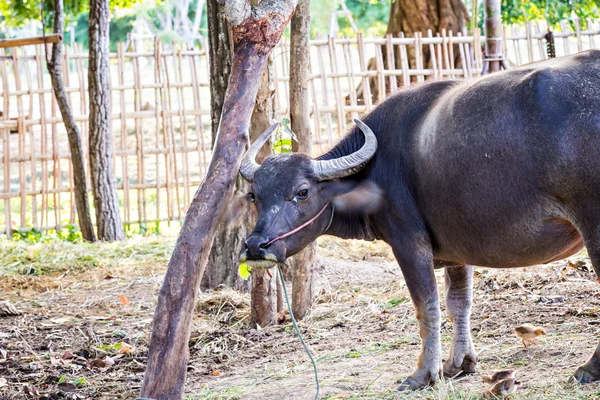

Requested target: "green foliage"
[
  {"left": 73, "top": 12, "right": 136, "bottom": 50},
  {"left": 12, "top": 227, "right": 43, "bottom": 244},
  {"left": 310, "top": 0, "right": 390, "bottom": 37},
  {"left": 56, "top": 224, "right": 83, "bottom": 243},
  {"left": 272, "top": 118, "right": 296, "bottom": 154},
  {"left": 341, "top": 0, "right": 390, "bottom": 36},
  {"left": 502, "top": 0, "right": 600, "bottom": 26},
  {"left": 0, "top": 0, "right": 138, "bottom": 29}
]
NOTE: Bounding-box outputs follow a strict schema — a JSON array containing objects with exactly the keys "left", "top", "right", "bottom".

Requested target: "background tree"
[
  {"left": 288, "top": 0, "right": 316, "bottom": 319},
  {"left": 46, "top": 0, "right": 97, "bottom": 242},
  {"left": 248, "top": 65, "right": 278, "bottom": 328},
  {"left": 88, "top": 0, "right": 125, "bottom": 241},
  {"left": 201, "top": 0, "right": 248, "bottom": 292}
]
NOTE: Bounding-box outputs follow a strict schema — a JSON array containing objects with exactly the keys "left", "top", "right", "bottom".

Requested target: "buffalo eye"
[
  {"left": 248, "top": 193, "right": 256, "bottom": 203},
  {"left": 296, "top": 188, "right": 309, "bottom": 200}
]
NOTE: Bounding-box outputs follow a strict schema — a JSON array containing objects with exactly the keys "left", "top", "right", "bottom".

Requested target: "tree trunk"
[
  {"left": 249, "top": 62, "right": 277, "bottom": 328},
  {"left": 355, "top": 0, "right": 469, "bottom": 104},
  {"left": 482, "top": 0, "right": 507, "bottom": 74},
  {"left": 140, "top": 1, "right": 297, "bottom": 398},
  {"left": 207, "top": 0, "right": 233, "bottom": 144},
  {"left": 202, "top": 0, "right": 250, "bottom": 293},
  {"left": 47, "top": 0, "right": 96, "bottom": 242},
  {"left": 88, "top": 0, "right": 125, "bottom": 241},
  {"left": 386, "top": 0, "right": 468, "bottom": 69},
  {"left": 289, "top": 0, "right": 315, "bottom": 320}
]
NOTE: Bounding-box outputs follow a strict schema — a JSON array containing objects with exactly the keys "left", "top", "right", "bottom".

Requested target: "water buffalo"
[{"left": 238, "top": 49, "right": 600, "bottom": 390}]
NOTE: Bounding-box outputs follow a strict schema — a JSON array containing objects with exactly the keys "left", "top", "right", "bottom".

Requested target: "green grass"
[{"left": 0, "top": 235, "right": 175, "bottom": 275}]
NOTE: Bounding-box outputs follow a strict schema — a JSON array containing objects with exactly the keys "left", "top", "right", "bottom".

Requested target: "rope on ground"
[{"left": 278, "top": 263, "right": 320, "bottom": 400}]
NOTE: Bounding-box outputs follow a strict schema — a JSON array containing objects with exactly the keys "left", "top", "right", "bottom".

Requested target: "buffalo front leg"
[
  {"left": 443, "top": 265, "right": 477, "bottom": 377},
  {"left": 391, "top": 239, "right": 442, "bottom": 391}
]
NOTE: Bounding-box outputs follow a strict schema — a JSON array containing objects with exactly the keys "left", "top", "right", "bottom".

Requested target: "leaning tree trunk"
[
  {"left": 140, "top": 1, "right": 297, "bottom": 398},
  {"left": 88, "top": 0, "right": 125, "bottom": 241},
  {"left": 288, "top": 0, "right": 316, "bottom": 320},
  {"left": 47, "top": 0, "right": 96, "bottom": 242},
  {"left": 202, "top": 0, "right": 250, "bottom": 292}
]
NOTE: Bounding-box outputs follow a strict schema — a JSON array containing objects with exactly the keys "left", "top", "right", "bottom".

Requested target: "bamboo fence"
[{"left": 1, "top": 20, "right": 599, "bottom": 235}]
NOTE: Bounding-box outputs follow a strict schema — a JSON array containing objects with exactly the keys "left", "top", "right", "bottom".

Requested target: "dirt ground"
[{"left": 2, "top": 236, "right": 600, "bottom": 399}]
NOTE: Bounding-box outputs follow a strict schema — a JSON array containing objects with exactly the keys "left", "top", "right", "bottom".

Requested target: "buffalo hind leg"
[
  {"left": 443, "top": 265, "right": 477, "bottom": 377},
  {"left": 574, "top": 231, "right": 600, "bottom": 383}
]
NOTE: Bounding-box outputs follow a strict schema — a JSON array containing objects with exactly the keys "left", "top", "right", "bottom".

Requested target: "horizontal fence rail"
[{"left": 1, "top": 20, "right": 599, "bottom": 235}]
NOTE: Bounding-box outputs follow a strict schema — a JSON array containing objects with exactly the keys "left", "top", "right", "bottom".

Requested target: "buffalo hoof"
[
  {"left": 443, "top": 353, "right": 477, "bottom": 378},
  {"left": 396, "top": 377, "right": 426, "bottom": 392},
  {"left": 573, "top": 364, "right": 600, "bottom": 384},
  {"left": 396, "top": 365, "right": 441, "bottom": 391}
]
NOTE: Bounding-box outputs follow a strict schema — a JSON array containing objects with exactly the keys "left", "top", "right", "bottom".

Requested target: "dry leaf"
[
  {"left": 89, "top": 358, "right": 108, "bottom": 368},
  {"left": 24, "top": 385, "right": 39, "bottom": 396},
  {"left": 0, "top": 348, "right": 7, "bottom": 360},
  {"left": 57, "top": 382, "right": 77, "bottom": 392},
  {"left": 118, "top": 342, "right": 134, "bottom": 354},
  {"left": 61, "top": 350, "right": 74, "bottom": 360},
  {"left": 0, "top": 377, "right": 7, "bottom": 388},
  {"left": 119, "top": 295, "right": 131, "bottom": 307}
]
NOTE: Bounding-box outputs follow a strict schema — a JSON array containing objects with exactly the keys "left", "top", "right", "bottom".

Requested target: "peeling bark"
[
  {"left": 289, "top": 0, "right": 315, "bottom": 320},
  {"left": 88, "top": 0, "right": 124, "bottom": 241},
  {"left": 140, "top": 1, "right": 297, "bottom": 398},
  {"left": 47, "top": 0, "right": 96, "bottom": 242},
  {"left": 249, "top": 61, "right": 277, "bottom": 328}
]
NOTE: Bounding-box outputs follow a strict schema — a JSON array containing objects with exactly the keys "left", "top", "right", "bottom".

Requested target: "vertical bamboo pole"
[
  {"left": 117, "top": 43, "right": 130, "bottom": 224},
  {"left": 328, "top": 36, "right": 345, "bottom": 136},
  {"left": 356, "top": 33, "right": 372, "bottom": 112},
  {"left": 0, "top": 49, "right": 10, "bottom": 236},
  {"left": 35, "top": 45, "right": 49, "bottom": 230},
  {"left": 385, "top": 34, "right": 397, "bottom": 93}
]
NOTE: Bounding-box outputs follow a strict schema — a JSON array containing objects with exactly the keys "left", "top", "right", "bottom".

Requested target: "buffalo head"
[{"left": 239, "top": 119, "right": 380, "bottom": 268}]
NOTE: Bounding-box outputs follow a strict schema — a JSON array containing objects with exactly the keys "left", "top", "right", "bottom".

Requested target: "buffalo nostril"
[{"left": 259, "top": 241, "right": 270, "bottom": 249}]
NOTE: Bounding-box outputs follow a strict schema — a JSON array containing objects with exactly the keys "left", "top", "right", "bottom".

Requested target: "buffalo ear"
[{"left": 331, "top": 180, "right": 383, "bottom": 214}]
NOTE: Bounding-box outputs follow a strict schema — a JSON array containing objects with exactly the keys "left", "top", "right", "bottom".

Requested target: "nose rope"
[{"left": 265, "top": 202, "right": 334, "bottom": 247}]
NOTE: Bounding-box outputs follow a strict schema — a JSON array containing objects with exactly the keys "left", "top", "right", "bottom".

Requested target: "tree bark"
[
  {"left": 207, "top": 0, "right": 233, "bottom": 144},
  {"left": 482, "top": 0, "right": 507, "bottom": 74},
  {"left": 249, "top": 62, "right": 277, "bottom": 328},
  {"left": 289, "top": 0, "right": 315, "bottom": 320},
  {"left": 355, "top": 0, "right": 469, "bottom": 104},
  {"left": 47, "top": 0, "right": 96, "bottom": 242},
  {"left": 203, "top": 0, "right": 250, "bottom": 293},
  {"left": 140, "top": 1, "right": 297, "bottom": 398},
  {"left": 88, "top": 0, "right": 125, "bottom": 241}
]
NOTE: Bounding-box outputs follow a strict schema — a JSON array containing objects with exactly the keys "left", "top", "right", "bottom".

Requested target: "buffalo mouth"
[{"left": 239, "top": 252, "right": 280, "bottom": 269}]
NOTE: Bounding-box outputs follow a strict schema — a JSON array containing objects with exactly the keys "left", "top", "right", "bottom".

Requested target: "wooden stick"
[{"left": 0, "top": 34, "right": 62, "bottom": 49}]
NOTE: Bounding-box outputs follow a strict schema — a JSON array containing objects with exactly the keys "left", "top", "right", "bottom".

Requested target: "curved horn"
[
  {"left": 240, "top": 122, "right": 279, "bottom": 182},
  {"left": 311, "top": 119, "right": 378, "bottom": 181}
]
